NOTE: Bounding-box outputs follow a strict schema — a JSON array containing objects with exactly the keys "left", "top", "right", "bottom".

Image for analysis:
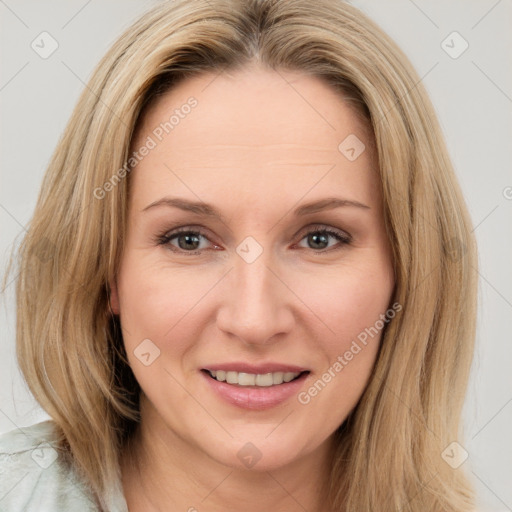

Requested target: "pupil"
[
  {"left": 179, "top": 233, "right": 200, "bottom": 250},
  {"left": 309, "top": 233, "right": 328, "bottom": 249}
]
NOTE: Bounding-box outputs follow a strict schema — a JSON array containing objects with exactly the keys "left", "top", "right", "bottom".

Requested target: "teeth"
[
  {"left": 273, "top": 372, "right": 284, "bottom": 385},
  {"left": 226, "top": 371, "right": 238, "bottom": 384},
  {"left": 255, "top": 373, "right": 273, "bottom": 387},
  {"left": 238, "top": 373, "right": 255, "bottom": 386},
  {"left": 283, "top": 372, "right": 297, "bottom": 383},
  {"left": 208, "top": 370, "right": 301, "bottom": 386}
]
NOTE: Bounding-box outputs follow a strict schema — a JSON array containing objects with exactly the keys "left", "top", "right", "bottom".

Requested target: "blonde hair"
[{"left": 3, "top": 0, "right": 478, "bottom": 510}]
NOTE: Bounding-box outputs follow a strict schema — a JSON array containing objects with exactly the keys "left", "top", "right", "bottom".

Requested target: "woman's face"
[{"left": 110, "top": 63, "right": 395, "bottom": 471}]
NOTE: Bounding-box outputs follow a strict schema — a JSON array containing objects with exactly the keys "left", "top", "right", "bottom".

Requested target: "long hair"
[{"left": 3, "top": 0, "right": 478, "bottom": 510}]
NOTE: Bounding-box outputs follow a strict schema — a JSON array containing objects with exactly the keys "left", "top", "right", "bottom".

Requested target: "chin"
[{"left": 202, "top": 431, "right": 324, "bottom": 473}]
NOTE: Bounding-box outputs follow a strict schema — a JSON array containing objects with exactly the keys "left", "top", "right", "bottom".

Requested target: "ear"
[{"left": 108, "top": 278, "right": 121, "bottom": 315}]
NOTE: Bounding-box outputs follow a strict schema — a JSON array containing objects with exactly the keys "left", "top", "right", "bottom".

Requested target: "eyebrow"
[
  {"left": 142, "top": 196, "right": 370, "bottom": 220},
  {"left": 142, "top": 197, "right": 371, "bottom": 222}
]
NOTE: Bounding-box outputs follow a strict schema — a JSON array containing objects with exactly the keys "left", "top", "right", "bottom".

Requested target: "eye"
[
  {"left": 295, "top": 225, "right": 352, "bottom": 252},
  {"left": 156, "top": 227, "right": 216, "bottom": 255},
  {"left": 155, "top": 224, "right": 352, "bottom": 255}
]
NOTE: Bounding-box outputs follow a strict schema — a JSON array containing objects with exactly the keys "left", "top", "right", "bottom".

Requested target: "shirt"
[{"left": 0, "top": 420, "right": 128, "bottom": 512}]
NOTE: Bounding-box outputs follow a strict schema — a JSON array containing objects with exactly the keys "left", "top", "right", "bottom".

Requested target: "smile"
[{"left": 206, "top": 370, "right": 303, "bottom": 387}]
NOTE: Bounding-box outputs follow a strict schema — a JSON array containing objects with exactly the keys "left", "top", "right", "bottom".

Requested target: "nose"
[{"left": 216, "top": 250, "right": 295, "bottom": 347}]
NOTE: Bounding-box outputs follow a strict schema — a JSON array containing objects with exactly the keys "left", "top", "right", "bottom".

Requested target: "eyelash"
[{"left": 155, "top": 225, "right": 352, "bottom": 256}]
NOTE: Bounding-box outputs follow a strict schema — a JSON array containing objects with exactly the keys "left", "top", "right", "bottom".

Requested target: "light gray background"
[{"left": 1, "top": 1, "right": 511, "bottom": 510}]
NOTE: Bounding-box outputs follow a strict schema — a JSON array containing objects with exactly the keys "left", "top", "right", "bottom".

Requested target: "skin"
[{"left": 110, "top": 62, "right": 395, "bottom": 512}]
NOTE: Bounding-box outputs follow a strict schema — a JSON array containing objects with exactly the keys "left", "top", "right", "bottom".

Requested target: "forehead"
[
  {"left": 135, "top": 64, "right": 371, "bottom": 150},
  {"left": 128, "top": 65, "right": 379, "bottom": 210}
]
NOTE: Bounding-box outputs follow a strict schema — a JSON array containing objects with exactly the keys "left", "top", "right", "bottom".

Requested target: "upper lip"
[{"left": 203, "top": 363, "right": 309, "bottom": 374}]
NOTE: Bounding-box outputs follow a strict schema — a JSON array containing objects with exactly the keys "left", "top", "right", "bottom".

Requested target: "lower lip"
[{"left": 201, "top": 371, "right": 309, "bottom": 411}]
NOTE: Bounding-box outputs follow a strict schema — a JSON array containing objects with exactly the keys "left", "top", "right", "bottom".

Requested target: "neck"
[{"left": 121, "top": 397, "right": 335, "bottom": 512}]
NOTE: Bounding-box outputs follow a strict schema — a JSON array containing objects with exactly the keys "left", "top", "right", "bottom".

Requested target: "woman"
[{"left": 0, "top": 0, "right": 478, "bottom": 510}]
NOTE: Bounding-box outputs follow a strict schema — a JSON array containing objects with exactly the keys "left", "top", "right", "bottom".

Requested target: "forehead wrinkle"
[
  {"left": 167, "top": 162, "right": 338, "bottom": 172},
  {"left": 154, "top": 145, "right": 345, "bottom": 160},
  {"left": 165, "top": 143, "right": 342, "bottom": 150}
]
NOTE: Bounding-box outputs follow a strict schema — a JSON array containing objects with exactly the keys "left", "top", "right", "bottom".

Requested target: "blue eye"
[{"left": 156, "top": 225, "right": 352, "bottom": 255}]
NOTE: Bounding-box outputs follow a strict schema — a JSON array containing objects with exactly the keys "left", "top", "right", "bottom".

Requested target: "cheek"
[
  {"left": 116, "top": 261, "right": 201, "bottom": 397},
  {"left": 293, "top": 260, "right": 393, "bottom": 393},
  {"left": 294, "top": 274, "right": 392, "bottom": 418},
  {"left": 116, "top": 254, "right": 222, "bottom": 361},
  {"left": 297, "top": 261, "right": 393, "bottom": 340}
]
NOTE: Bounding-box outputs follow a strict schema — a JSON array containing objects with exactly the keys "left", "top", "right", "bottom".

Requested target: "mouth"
[
  {"left": 202, "top": 369, "right": 308, "bottom": 387},
  {"left": 200, "top": 365, "right": 310, "bottom": 410}
]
